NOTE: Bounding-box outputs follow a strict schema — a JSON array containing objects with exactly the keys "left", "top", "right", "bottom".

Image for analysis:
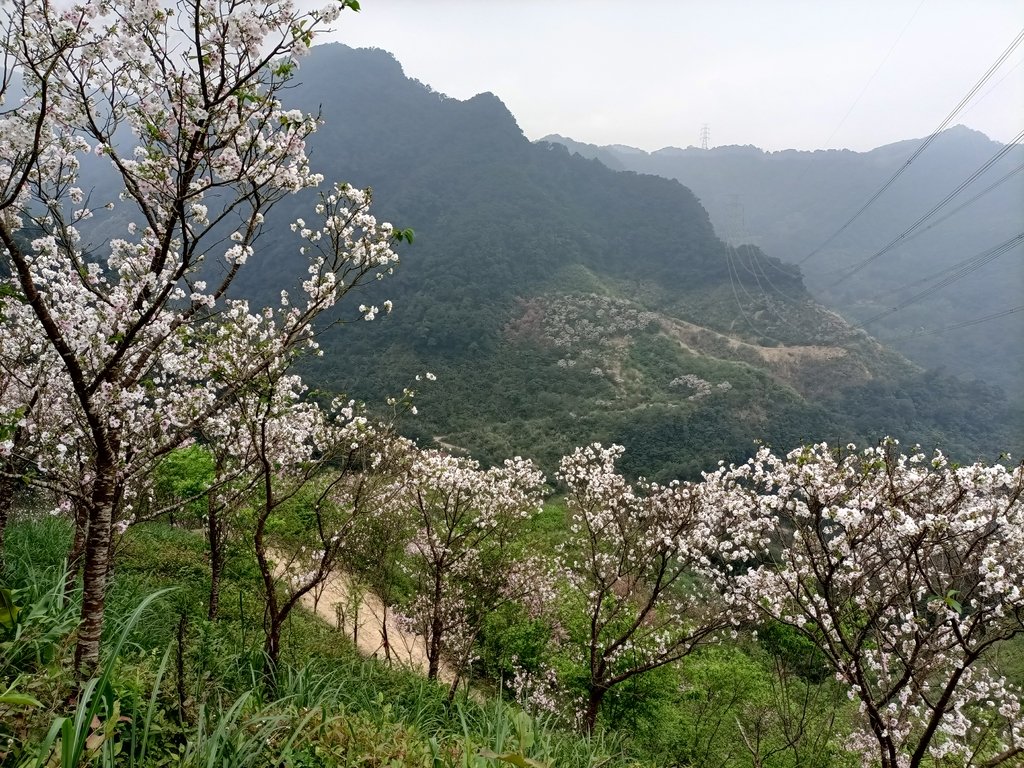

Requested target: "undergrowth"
[{"left": 0, "top": 514, "right": 628, "bottom": 767}]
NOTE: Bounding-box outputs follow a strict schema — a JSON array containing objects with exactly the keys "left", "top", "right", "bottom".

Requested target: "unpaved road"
[{"left": 271, "top": 553, "right": 456, "bottom": 683}]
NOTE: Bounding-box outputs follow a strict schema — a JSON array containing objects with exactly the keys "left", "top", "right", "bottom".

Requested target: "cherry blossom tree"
[
  {"left": 398, "top": 449, "right": 545, "bottom": 688},
  {"left": 0, "top": 0, "right": 405, "bottom": 676},
  {"left": 556, "top": 443, "right": 745, "bottom": 733},
  {"left": 343, "top": 473, "right": 418, "bottom": 664},
  {"left": 711, "top": 440, "right": 1024, "bottom": 768},
  {"left": 0, "top": 296, "right": 48, "bottom": 562},
  {"left": 232, "top": 382, "right": 405, "bottom": 675}
]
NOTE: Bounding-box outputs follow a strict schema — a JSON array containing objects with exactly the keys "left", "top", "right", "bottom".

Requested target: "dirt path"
[
  {"left": 656, "top": 317, "right": 867, "bottom": 396},
  {"left": 270, "top": 553, "right": 456, "bottom": 683},
  {"left": 659, "top": 316, "right": 847, "bottom": 364},
  {"left": 432, "top": 435, "right": 466, "bottom": 454}
]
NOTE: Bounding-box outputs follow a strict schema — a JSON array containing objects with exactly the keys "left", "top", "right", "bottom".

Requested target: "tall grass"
[
  {"left": 2, "top": 514, "right": 74, "bottom": 584},
  {"left": 27, "top": 589, "right": 175, "bottom": 767},
  {"left": 2, "top": 518, "right": 631, "bottom": 768}
]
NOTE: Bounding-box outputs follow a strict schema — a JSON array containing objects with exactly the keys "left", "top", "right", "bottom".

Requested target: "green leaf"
[
  {"left": 0, "top": 282, "right": 26, "bottom": 302},
  {"left": 0, "top": 691, "right": 42, "bottom": 707},
  {"left": 944, "top": 589, "right": 963, "bottom": 614},
  {"left": 478, "top": 750, "right": 548, "bottom": 768},
  {"left": 0, "top": 587, "right": 20, "bottom": 629}
]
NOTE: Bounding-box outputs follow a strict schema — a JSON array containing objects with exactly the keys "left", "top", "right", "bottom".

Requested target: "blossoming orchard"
[
  {"left": 2, "top": 2, "right": 1023, "bottom": 766},
  {"left": 710, "top": 441, "right": 1024, "bottom": 768},
  {"left": 0, "top": 0, "right": 401, "bottom": 675}
]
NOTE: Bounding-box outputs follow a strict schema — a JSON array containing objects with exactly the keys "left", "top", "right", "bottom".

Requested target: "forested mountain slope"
[
  {"left": 542, "top": 129, "right": 1024, "bottom": 396},
  {"left": 235, "top": 44, "right": 1019, "bottom": 478}
]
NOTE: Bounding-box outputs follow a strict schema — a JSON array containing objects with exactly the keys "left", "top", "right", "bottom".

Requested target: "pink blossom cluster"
[
  {"left": 0, "top": 0, "right": 400, "bottom": 671},
  {"left": 707, "top": 440, "right": 1024, "bottom": 766}
]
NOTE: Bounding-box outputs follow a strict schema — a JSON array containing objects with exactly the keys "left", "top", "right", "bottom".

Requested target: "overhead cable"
[
  {"left": 890, "top": 159, "right": 1024, "bottom": 247},
  {"left": 798, "top": 26, "right": 1024, "bottom": 266},
  {"left": 872, "top": 201, "right": 1024, "bottom": 302},
  {"left": 830, "top": 129, "right": 1024, "bottom": 286},
  {"left": 860, "top": 233, "right": 1023, "bottom": 325},
  {"left": 891, "top": 304, "right": 1024, "bottom": 341}
]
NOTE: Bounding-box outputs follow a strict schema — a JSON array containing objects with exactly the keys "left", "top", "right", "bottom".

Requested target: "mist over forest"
[
  {"left": 543, "top": 128, "right": 1024, "bottom": 394},
  {"left": 3, "top": 8, "right": 1023, "bottom": 767},
  {"left": 268, "top": 44, "right": 1022, "bottom": 478}
]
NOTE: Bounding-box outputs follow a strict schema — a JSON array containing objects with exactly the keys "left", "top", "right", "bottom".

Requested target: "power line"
[
  {"left": 731, "top": 243, "right": 808, "bottom": 333},
  {"left": 961, "top": 55, "right": 1024, "bottom": 119},
  {"left": 724, "top": 244, "right": 764, "bottom": 334},
  {"left": 888, "top": 159, "right": 1024, "bottom": 248},
  {"left": 830, "top": 128, "right": 1024, "bottom": 286},
  {"left": 817, "top": 0, "right": 927, "bottom": 151},
  {"left": 860, "top": 233, "right": 1023, "bottom": 325},
  {"left": 719, "top": 202, "right": 809, "bottom": 336},
  {"left": 723, "top": 243, "right": 787, "bottom": 346},
  {"left": 750, "top": 248, "right": 807, "bottom": 305},
  {"left": 799, "top": 26, "right": 1024, "bottom": 266},
  {"left": 890, "top": 304, "right": 1024, "bottom": 341},
  {"left": 794, "top": 152, "right": 1024, "bottom": 285},
  {"left": 871, "top": 195, "right": 1024, "bottom": 302},
  {"left": 780, "top": 121, "right": 1022, "bottom": 292}
]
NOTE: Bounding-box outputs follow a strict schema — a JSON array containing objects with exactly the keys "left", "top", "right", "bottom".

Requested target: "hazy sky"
[{"left": 327, "top": 0, "right": 1024, "bottom": 152}]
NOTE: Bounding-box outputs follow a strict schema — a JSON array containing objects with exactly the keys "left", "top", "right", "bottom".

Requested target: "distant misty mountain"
[
  {"left": 57, "top": 43, "right": 1022, "bottom": 477},
  {"left": 540, "top": 130, "right": 1024, "bottom": 396},
  {"left": 281, "top": 44, "right": 1021, "bottom": 473}
]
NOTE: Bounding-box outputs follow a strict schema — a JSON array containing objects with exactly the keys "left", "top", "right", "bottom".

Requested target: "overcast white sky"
[{"left": 327, "top": 0, "right": 1024, "bottom": 152}]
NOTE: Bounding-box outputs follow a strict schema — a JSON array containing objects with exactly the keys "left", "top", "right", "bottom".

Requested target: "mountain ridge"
[
  {"left": 274, "top": 43, "right": 1019, "bottom": 476},
  {"left": 56, "top": 42, "right": 1020, "bottom": 478},
  {"left": 541, "top": 123, "right": 997, "bottom": 160},
  {"left": 540, "top": 127, "right": 1024, "bottom": 393}
]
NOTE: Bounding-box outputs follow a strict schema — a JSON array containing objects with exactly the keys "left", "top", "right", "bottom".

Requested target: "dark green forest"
[
  {"left": 544, "top": 129, "right": 1024, "bottom": 399},
  {"left": 235, "top": 44, "right": 1020, "bottom": 479}
]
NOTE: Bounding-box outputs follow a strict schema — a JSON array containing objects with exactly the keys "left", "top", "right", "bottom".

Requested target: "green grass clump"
[{"left": 0, "top": 515, "right": 633, "bottom": 767}]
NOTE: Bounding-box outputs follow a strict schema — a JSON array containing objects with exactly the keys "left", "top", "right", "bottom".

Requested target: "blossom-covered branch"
[{"left": 712, "top": 440, "right": 1024, "bottom": 768}]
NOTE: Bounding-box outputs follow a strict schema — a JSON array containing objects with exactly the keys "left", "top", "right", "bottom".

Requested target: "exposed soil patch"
[
  {"left": 658, "top": 317, "right": 871, "bottom": 396},
  {"left": 269, "top": 552, "right": 456, "bottom": 683}
]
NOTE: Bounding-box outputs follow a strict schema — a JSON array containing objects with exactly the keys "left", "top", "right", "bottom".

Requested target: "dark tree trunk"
[
  {"left": 207, "top": 494, "right": 223, "bottom": 621},
  {"left": 264, "top": 613, "right": 282, "bottom": 690},
  {"left": 426, "top": 570, "right": 445, "bottom": 681},
  {"left": 427, "top": 630, "right": 442, "bottom": 681},
  {"left": 74, "top": 475, "right": 115, "bottom": 676},
  {"left": 64, "top": 500, "right": 90, "bottom": 602},
  {"left": 447, "top": 674, "right": 460, "bottom": 703},
  {"left": 380, "top": 604, "right": 391, "bottom": 664},
  {"left": 583, "top": 684, "right": 608, "bottom": 734},
  {"left": 254, "top": 503, "right": 282, "bottom": 690}
]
